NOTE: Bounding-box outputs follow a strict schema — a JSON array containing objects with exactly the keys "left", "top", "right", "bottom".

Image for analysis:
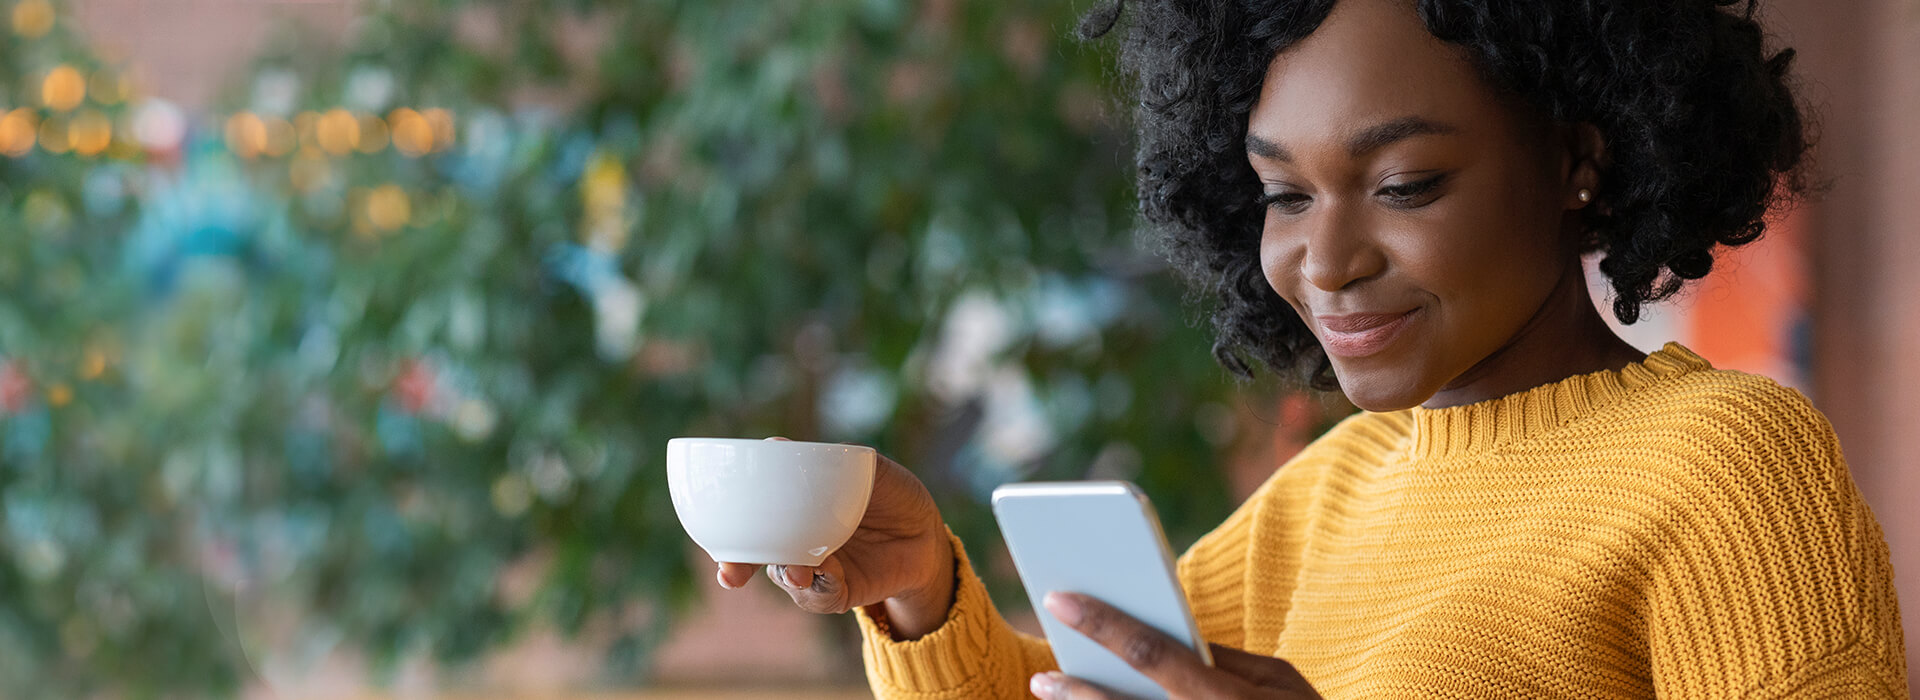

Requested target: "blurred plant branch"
[{"left": 0, "top": 0, "right": 1322, "bottom": 695}]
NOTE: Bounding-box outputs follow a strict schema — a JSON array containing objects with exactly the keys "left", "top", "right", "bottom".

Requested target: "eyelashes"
[
  {"left": 1256, "top": 172, "right": 1451, "bottom": 214},
  {"left": 1378, "top": 172, "right": 1448, "bottom": 203},
  {"left": 1254, "top": 190, "right": 1311, "bottom": 213}
]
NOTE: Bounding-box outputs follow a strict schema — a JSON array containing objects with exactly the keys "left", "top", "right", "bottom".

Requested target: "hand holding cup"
[{"left": 668, "top": 437, "right": 956, "bottom": 638}]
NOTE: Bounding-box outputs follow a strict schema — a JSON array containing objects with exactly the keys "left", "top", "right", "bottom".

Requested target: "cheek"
[
  {"left": 1400, "top": 185, "right": 1567, "bottom": 321},
  {"left": 1257, "top": 222, "right": 1322, "bottom": 328},
  {"left": 1258, "top": 221, "right": 1298, "bottom": 307}
]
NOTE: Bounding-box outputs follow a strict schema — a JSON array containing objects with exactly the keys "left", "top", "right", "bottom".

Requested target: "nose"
[{"left": 1284, "top": 203, "right": 1386, "bottom": 293}]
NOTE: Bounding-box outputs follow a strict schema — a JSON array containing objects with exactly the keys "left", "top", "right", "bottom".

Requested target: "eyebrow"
[{"left": 1246, "top": 116, "right": 1460, "bottom": 162}]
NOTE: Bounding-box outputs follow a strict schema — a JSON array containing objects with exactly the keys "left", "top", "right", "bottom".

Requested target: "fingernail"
[
  {"left": 716, "top": 567, "right": 735, "bottom": 590},
  {"left": 1044, "top": 592, "right": 1082, "bottom": 626},
  {"left": 784, "top": 566, "right": 807, "bottom": 588},
  {"left": 1030, "top": 672, "right": 1063, "bottom": 698}
]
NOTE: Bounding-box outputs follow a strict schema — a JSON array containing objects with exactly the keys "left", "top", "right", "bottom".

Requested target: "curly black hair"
[{"left": 1080, "top": 0, "right": 1812, "bottom": 389}]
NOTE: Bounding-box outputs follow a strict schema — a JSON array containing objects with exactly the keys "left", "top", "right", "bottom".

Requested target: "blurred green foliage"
[{"left": 0, "top": 0, "right": 1302, "bottom": 695}]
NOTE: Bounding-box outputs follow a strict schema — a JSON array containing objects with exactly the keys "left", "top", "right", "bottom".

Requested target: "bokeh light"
[
  {"left": 131, "top": 99, "right": 185, "bottom": 153},
  {"left": 0, "top": 108, "right": 38, "bottom": 156},
  {"left": 68, "top": 109, "right": 112, "bottom": 156},
  {"left": 46, "top": 382, "right": 72, "bottom": 407},
  {"left": 316, "top": 108, "right": 359, "bottom": 155},
  {"left": 387, "top": 107, "right": 431, "bottom": 157},
  {"left": 10, "top": 0, "right": 54, "bottom": 39},
  {"left": 225, "top": 112, "right": 268, "bottom": 159},
  {"left": 41, "top": 65, "right": 86, "bottom": 111},
  {"left": 365, "top": 184, "right": 410, "bottom": 232}
]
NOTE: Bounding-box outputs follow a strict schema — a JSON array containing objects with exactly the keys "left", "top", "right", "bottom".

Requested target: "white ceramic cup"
[{"left": 666, "top": 437, "right": 876, "bottom": 567}]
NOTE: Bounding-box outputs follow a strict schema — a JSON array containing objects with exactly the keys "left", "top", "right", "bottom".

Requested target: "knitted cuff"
[{"left": 853, "top": 527, "right": 1014, "bottom": 695}]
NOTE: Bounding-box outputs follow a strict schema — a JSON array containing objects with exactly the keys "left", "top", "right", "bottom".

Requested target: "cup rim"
[{"left": 666, "top": 437, "right": 876, "bottom": 456}]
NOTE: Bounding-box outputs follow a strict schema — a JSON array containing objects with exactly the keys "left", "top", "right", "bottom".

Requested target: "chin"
[{"left": 1329, "top": 362, "right": 1436, "bottom": 412}]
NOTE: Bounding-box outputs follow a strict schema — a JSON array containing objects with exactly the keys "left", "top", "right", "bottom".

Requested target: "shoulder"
[
  {"left": 1609, "top": 368, "right": 1884, "bottom": 571},
  {"left": 1647, "top": 366, "right": 1832, "bottom": 437},
  {"left": 1616, "top": 367, "right": 1847, "bottom": 491},
  {"left": 1626, "top": 373, "right": 1906, "bottom": 693}
]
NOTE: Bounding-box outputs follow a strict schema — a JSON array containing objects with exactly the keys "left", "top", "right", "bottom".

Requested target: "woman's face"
[{"left": 1249, "top": 0, "right": 1596, "bottom": 411}]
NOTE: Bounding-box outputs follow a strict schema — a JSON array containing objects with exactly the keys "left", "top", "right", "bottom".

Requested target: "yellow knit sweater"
[{"left": 852, "top": 343, "right": 1908, "bottom": 698}]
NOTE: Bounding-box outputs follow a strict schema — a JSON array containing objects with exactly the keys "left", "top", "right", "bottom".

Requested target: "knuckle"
[
  {"left": 1076, "top": 605, "right": 1110, "bottom": 636},
  {"left": 794, "top": 590, "right": 849, "bottom": 615},
  {"left": 1120, "top": 633, "right": 1168, "bottom": 669},
  {"left": 777, "top": 571, "right": 850, "bottom": 615}
]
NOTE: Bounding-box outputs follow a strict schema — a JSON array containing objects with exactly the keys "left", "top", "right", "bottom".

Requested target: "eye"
[
  {"left": 1256, "top": 190, "right": 1311, "bottom": 215},
  {"left": 1376, "top": 172, "right": 1449, "bottom": 207}
]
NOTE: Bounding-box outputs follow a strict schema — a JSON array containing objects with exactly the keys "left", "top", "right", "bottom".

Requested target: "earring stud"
[{"left": 1577, "top": 189, "right": 1594, "bottom": 204}]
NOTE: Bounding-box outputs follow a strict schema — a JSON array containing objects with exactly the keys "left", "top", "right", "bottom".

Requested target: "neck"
[{"left": 1424, "top": 257, "right": 1646, "bottom": 409}]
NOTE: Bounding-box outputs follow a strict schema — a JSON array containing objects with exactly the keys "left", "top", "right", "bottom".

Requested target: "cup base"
[{"left": 702, "top": 548, "right": 830, "bottom": 567}]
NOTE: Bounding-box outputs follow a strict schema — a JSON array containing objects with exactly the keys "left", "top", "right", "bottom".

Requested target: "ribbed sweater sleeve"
[
  {"left": 1174, "top": 455, "right": 1326, "bottom": 655},
  {"left": 852, "top": 528, "right": 1056, "bottom": 699},
  {"left": 1175, "top": 491, "right": 1258, "bottom": 652},
  {"left": 1643, "top": 381, "right": 1907, "bottom": 698}
]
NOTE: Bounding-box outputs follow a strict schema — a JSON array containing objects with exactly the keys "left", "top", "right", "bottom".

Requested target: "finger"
[
  {"left": 1208, "top": 643, "right": 1311, "bottom": 690},
  {"left": 765, "top": 564, "right": 803, "bottom": 588},
  {"left": 767, "top": 560, "right": 851, "bottom": 614},
  {"left": 1045, "top": 592, "right": 1223, "bottom": 694},
  {"left": 1030, "top": 671, "right": 1115, "bottom": 699},
  {"left": 776, "top": 563, "right": 817, "bottom": 589},
  {"left": 715, "top": 562, "right": 758, "bottom": 589},
  {"left": 764, "top": 436, "right": 791, "bottom": 441}
]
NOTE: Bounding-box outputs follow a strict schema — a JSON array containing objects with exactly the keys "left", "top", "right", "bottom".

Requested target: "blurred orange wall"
[{"left": 1766, "top": 0, "right": 1920, "bottom": 693}]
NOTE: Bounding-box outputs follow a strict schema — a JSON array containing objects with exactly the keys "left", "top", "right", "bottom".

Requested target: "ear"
[{"left": 1562, "top": 122, "right": 1607, "bottom": 210}]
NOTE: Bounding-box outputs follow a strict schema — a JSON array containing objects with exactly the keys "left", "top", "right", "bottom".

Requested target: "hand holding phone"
[{"left": 992, "top": 481, "right": 1211, "bottom": 700}]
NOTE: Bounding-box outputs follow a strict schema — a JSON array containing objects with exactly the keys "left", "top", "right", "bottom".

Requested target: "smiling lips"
[{"left": 1315, "top": 309, "right": 1418, "bottom": 358}]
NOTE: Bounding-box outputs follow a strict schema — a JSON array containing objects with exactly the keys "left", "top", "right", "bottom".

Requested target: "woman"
[{"left": 716, "top": 0, "right": 1909, "bottom": 697}]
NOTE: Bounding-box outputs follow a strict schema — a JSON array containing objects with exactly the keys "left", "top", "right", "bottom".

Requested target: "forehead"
[{"left": 1248, "top": 0, "right": 1501, "bottom": 144}]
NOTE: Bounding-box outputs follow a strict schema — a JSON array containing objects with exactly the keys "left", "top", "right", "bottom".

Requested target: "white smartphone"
[{"left": 990, "top": 481, "right": 1211, "bottom": 700}]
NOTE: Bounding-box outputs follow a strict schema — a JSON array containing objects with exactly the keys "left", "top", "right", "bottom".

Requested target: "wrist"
[{"left": 880, "top": 530, "right": 957, "bottom": 641}]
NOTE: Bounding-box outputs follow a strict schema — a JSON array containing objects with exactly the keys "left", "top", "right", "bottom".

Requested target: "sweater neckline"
[{"left": 1402, "top": 342, "right": 1712, "bottom": 461}]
